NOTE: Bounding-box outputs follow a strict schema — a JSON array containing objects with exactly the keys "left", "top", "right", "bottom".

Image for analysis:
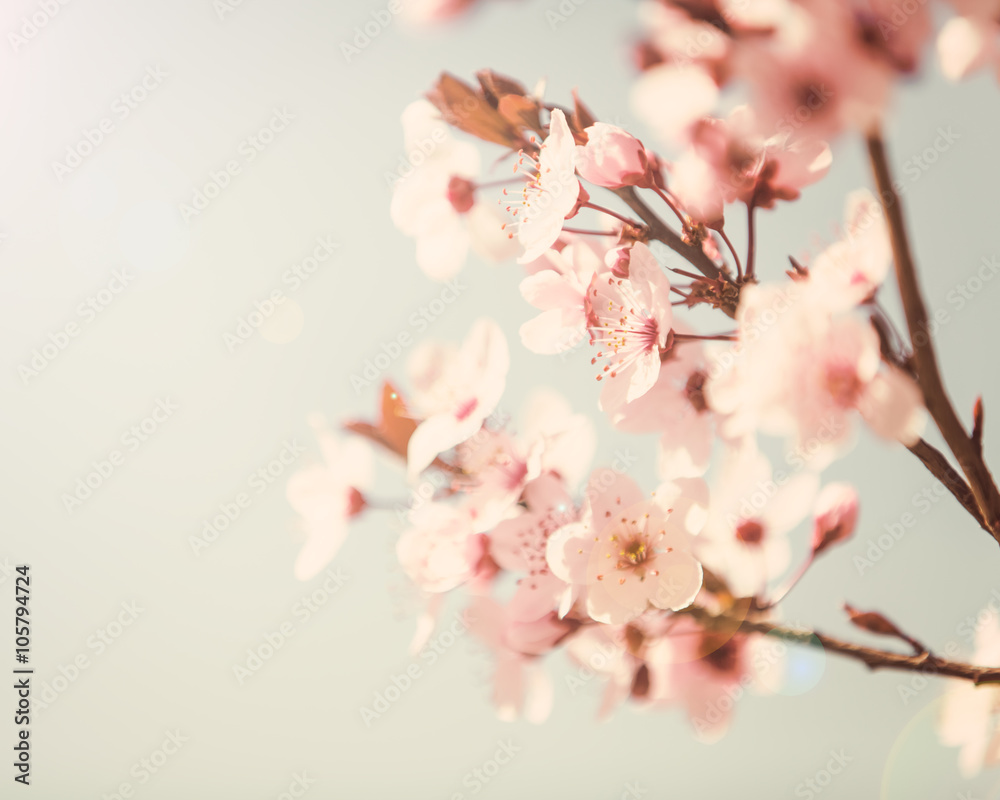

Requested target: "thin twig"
[
  {"left": 684, "top": 605, "right": 1000, "bottom": 686},
  {"left": 867, "top": 131, "right": 1000, "bottom": 542},
  {"left": 745, "top": 203, "right": 757, "bottom": 278}
]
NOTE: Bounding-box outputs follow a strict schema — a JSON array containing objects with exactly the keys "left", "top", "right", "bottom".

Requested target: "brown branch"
[
  {"left": 907, "top": 438, "right": 989, "bottom": 531},
  {"left": 612, "top": 186, "right": 724, "bottom": 282},
  {"left": 685, "top": 605, "right": 1000, "bottom": 686},
  {"left": 867, "top": 131, "right": 1000, "bottom": 542}
]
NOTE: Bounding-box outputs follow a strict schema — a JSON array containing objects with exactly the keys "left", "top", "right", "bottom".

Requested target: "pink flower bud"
[
  {"left": 575, "top": 123, "right": 653, "bottom": 189},
  {"left": 811, "top": 483, "right": 859, "bottom": 556}
]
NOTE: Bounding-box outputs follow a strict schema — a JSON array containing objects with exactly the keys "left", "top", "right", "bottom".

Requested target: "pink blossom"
[
  {"left": 502, "top": 109, "right": 582, "bottom": 264},
  {"left": 707, "top": 282, "right": 925, "bottom": 466},
  {"left": 467, "top": 597, "right": 568, "bottom": 723},
  {"left": 811, "top": 482, "right": 859, "bottom": 556},
  {"left": 631, "top": 64, "right": 720, "bottom": 145},
  {"left": 397, "top": 504, "right": 480, "bottom": 592},
  {"left": 490, "top": 473, "right": 579, "bottom": 622},
  {"left": 809, "top": 189, "right": 892, "bottom": 311},
  {"left": 453, "top": 389, "right": 595, "bottom": 532},
  {"left": 287, "top": 420, "right": 373, "bottom": 581},
  {"left": 390, "top": 100, "right": 516, "bottom": 280},
  {"left": 635, "top": 0, "right": 731, "bottom": 77},
  {"left": 546, "top": 470, "right": 703, "bottom": 625},
  {"left": 658, "top": 616, "right": 784, "bottom": 742},
  {"left": 606, "top": 335, "right": 715, "bottom": 479},
  {"left": 733, "top": 2, "right": 894, "bottom": 142},
  {"left": 406, "top": 318, "right": 510, "bottom": 477},
  {"left": 586, "top": 242, "right": 674, "bottom": 411},
  {"left": 575, "top": 123, "right": 654, "bottom": 189},
  {"left": 670, "top": 106, "right": 831, "bottom": 224},
  {"left": 698, "top": 446, "right": 819, "bottom": 597},
  {"left": 939, "top": 611, "right": 1000, "bottom": 776},
  {"left": 518, "top": 239, "right": 606, "bottom": 356}
]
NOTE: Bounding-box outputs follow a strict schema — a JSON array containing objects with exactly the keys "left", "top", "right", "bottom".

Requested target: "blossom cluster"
[{"left": 288, "top": 0, "right": 1000, "bottom": 765}]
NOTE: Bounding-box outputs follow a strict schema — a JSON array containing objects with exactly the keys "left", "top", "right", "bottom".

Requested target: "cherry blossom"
[
  {"left": 631, "top": 64, "right": 720, "bottom": 145},
  {"left": 657, "top": 615, "right": 784, "bottom": 742},
  {"left": 502, "top": 109, "right": 582, "bottom": 264},
  {"left": 396, "top": 503, "right": 480, "bottom": 593},
  {"left": 575, "top": 123, "right": 654, "bottom": 189},
  {"left": 808, "top": 188, "right": 892, "bottom": 310},
  {"left": 697, "top": 446, "right": 819, "bottom": 597},
  {"left": 670, "top": 106, "right": 832, "bottom": 225},
  {"left": 707, "top": 282, "right": 925, "bottom": 467},
  {"left": 586, "top": 242, "right": 675, "bottom": 411},
  {"left": 287, "top": 419, "right": 373, "bottom": 581},
  {"left": 939, "top": 611, "right": 1000, "bottom": 776},
  {"left": 811, "top": 482, "right": 860, "bottom": 556},
  {"left": 605, "top": 335, "right": 715, "bottom": 479},
  {"left": 467, "top": 596, "right": 567, "bottom": 723},
  {"left": 519, "top": 239, "right": 607, "bottom": 355},
  {"left": 390, "top": 100, "right": 515, "bottom": 280},
  {"left": 546, "top": 470, "right": 704, "bottom": 625},
  {"left": 406, "top": 318, "right": 510, "bottom": 477}
]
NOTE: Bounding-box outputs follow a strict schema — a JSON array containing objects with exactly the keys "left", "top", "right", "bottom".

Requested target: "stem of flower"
[
  {"left": 683, "top": 605, "right": 1000, "bottom": 686},
  {"left": 561, "top": 226, "right": 620, "bottom": 236},
  {"left": 611, "top": 186, "right": 725, "bottom": 284},
  {"left": 718, "top": 226, "right": 744, "bottom": 280},
  {"left": 581, "top": 202, "right": 640, "bottom": 227},
  {"left": 652, "top": 184, "right": 687, "bottom": 226},
  {"left": 745, "top": 203, "right": 757, "bottom": 279},
  {"left": 866, "top": 130, "right": 1000, "bottom": 542}
]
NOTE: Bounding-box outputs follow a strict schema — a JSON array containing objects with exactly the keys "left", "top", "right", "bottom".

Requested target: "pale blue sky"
[{"left": 2, "top": 1, "right": 1000, "bottom": 797}]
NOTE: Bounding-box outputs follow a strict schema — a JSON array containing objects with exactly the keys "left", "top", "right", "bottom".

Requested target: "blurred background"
[{"left": 2, "top": 0, "right": 1000, "bottom": 797}]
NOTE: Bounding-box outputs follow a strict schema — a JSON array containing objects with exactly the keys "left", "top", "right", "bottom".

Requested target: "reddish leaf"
[{"left": 344, "top": 381, "right": 418, "bottom": 461}]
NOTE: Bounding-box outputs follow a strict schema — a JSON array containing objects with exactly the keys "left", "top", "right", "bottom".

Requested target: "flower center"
[
  {"left": 454, "top": 397, "right": 479, "bottom": 422},
  {"left": 590, "top": 277, "right": 662, "bottom": 382},
  {"left": 446, "top": 175, "right": 476, "bottom": 214},
  {"left": 700, "top": 633, "right": 740, "bottom": 674},
  {"left": 825, "top": 364, "right": 863, "bottom": 408},
  {"left": 685, "top": 370, "right": 709, "bottom": 413},
  {"left": 735, "top": 519, "right": 764, "bottom": 546}
]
